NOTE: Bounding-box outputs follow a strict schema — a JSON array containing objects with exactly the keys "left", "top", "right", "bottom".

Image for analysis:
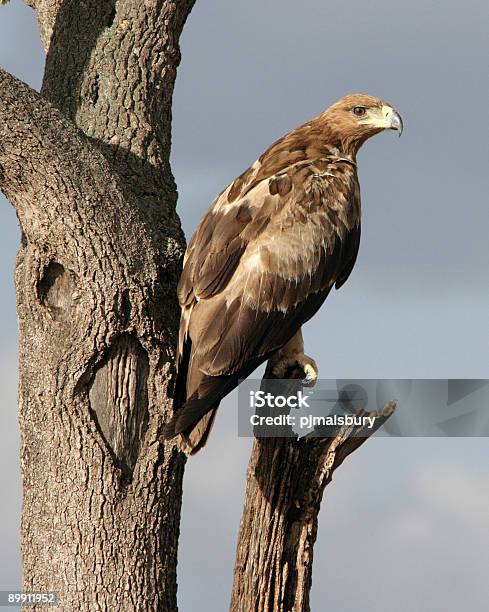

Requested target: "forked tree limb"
[
  {"left": 231, "top": 365, "right": 396, "bottom": 612},
  {"left": 0, "top": 69, "right": 147, "bottom": 244},
  {"left": 40, "top": 0, "right": 195, "bottom": 202}
]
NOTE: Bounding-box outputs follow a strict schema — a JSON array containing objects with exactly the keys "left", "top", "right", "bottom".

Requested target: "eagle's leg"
[{"left": 270, "top": 328, "right": 318, "bottom": 386}]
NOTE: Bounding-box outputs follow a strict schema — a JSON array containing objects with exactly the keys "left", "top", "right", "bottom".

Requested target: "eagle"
[{"left": 164, "top": 94, "right": 402, "bottom": 454}]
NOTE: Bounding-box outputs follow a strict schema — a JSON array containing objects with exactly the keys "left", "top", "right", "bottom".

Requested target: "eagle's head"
[{"left": 320, "top": 93, "right": 403, "bottom": 156}]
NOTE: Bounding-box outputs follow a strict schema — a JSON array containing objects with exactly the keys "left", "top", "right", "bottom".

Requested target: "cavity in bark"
[
  {"left": 37, "top": 261, "right": 75, "bottom": 322},
  {"left": 119, "top": 288, "right": 132, "bottom": 327}
]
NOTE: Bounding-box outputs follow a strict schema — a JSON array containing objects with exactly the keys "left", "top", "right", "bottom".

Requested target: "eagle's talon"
[
  {"left": 271, "top": 350, "right": 318, "bottom": 386},
  {"left": 301, "top": 361, "right": 318, "bottom": 387},
  {"left": 302, "top": 364, "right": 317, "bottom": 387}
]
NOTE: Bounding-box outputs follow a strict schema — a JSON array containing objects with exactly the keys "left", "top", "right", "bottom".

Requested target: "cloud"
[
  {"left": 414, "top": 466, "right": 489, "bottom": 527},
  {"left": 311, "top": 454, "right": 489, "bottom": 611}
]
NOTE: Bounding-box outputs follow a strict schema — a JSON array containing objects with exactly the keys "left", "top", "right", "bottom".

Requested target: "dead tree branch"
[{"left": 231, "top": 365, "right": 396, "bottom": 612}]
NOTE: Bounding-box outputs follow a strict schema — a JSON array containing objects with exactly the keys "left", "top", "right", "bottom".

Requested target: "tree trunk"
[
  {"left": 230, "top": 367, "right": 396, "bottom": 612},
  {"left": 0, "top": 1, "right": 195, "bottom": 609}
]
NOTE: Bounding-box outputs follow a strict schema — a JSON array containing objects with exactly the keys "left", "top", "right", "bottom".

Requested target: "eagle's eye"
[{"left": 353, "top": 106, "right": 367, "bottom": 117}]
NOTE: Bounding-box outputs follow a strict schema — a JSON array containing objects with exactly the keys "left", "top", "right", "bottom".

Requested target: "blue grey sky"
[{"left": 1, "top": 1, "right": 488, "bottom": 610}]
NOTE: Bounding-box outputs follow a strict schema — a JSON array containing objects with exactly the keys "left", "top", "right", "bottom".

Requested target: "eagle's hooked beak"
[
  {"left": 384, "top": 105, "right": 403, "bottom": 137},
  {"left": 361, "top": 105, "right": 403, "bottom": 137}
]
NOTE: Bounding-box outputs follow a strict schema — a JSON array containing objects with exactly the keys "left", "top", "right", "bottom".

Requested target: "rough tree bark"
[
  {"left": 0, "top": 1, "right": 195, "bottom": 609},
  {"left": 230, "top": 369, "right": 396, "bottom": 612}
]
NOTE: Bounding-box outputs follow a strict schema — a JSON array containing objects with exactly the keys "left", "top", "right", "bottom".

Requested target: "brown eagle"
[{"left": 164, "top": 94, "right": 402, "bottom": 454}]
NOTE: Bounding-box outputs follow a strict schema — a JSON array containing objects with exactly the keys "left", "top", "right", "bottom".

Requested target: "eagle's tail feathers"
[
  {"left": 163, "top": 375, "right": 236, "bottom": 454},
  {"left": 165, "top": 364, "right": 259, "bottom": 454},
  {"left": 176, "top": 409, "right": 218, "bottom": 455}
]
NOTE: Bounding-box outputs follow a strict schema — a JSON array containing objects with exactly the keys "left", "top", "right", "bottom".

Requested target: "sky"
[{"left": 1, "top": 0, "right": 488, "bottom": 610}]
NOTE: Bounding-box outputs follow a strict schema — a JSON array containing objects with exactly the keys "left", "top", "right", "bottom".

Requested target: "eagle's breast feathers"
[{"left": 176, "top": 149, "right": 360, "bottom": 391}]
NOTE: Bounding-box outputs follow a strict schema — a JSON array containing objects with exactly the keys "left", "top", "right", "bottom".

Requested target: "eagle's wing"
[{"left": 167, "top": 157, "right": 361, "bottom": 452}]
